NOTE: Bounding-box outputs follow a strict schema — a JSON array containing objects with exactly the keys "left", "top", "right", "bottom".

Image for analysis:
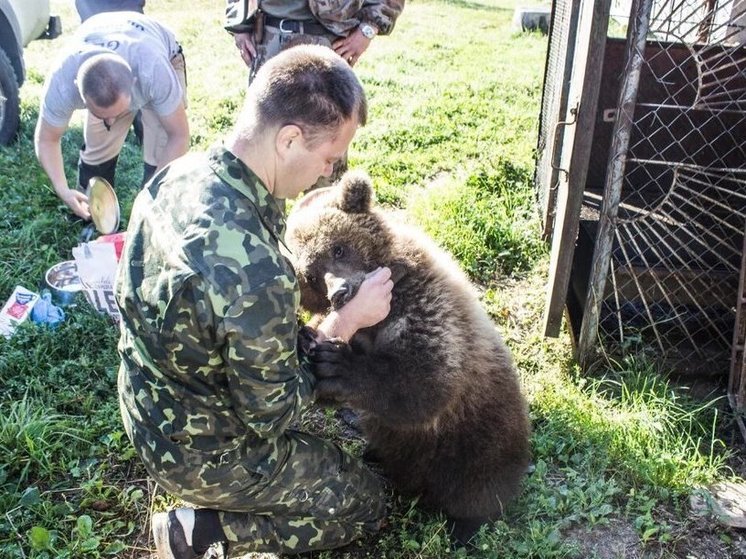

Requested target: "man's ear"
[{"left": 276, "top": 124, "right": 303, "bottom": 157}]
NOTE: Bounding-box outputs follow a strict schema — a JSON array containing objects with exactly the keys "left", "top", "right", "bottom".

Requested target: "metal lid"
[{"left": 86, "top": 176, "right": 120, "bottom": 235}]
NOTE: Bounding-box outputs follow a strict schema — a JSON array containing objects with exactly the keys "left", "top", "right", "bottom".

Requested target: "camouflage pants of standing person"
[
  {"left": 141, "top": 428, "right": 387, "bottom": 555},
  {"left": 251, "top": 25, "right": 349, "bottom": 187},
  {"left": 249, "top": 24, "right": 337, "bottom": 82}
]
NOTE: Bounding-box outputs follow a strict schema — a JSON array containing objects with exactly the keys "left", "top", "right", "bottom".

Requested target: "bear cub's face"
[{"left": 286, "top": 171, "right": 393, "bottom": 314}]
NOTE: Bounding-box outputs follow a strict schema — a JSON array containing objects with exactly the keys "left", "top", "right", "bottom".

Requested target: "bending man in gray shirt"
[
  {"left": 34, "top": 11, "right": 188, "bottom": 220},
  {"left": 75, "top": 0, "right": 146, "bottom": 22}
]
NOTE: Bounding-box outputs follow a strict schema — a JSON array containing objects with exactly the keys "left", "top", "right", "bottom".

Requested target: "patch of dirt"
[
  {"left": 564, "top": 511, "right": 745, "bottom": 559},
  {"left": 656, "top": 509, "right": 745, "bottom": 559},
  {"left": 565, "top": 518, "right": 642, "bottom": 558}
]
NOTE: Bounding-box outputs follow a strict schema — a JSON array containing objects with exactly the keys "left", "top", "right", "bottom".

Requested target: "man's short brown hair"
[
  {"left": 77, "top": 53, "right": 134, "bottom": 108},
  {"left": 245, "top": 45, "right": 367, "bottom": 146}
]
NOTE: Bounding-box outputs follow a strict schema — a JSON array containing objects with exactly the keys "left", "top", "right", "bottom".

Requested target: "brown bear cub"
[{"left": 286, "top": 170, "right": 532, "bottom": 543}]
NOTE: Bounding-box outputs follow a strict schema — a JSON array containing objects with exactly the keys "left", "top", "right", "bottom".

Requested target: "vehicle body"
[{"left": 0, "top": 0, "right": 61, "bottom": 144}]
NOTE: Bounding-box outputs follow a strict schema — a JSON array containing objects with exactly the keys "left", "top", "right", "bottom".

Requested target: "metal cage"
[{"left": 536, "top": 0, "right": 746, "bottom": 427}]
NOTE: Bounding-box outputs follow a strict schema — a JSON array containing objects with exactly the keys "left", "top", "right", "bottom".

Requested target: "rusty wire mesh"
[
  {"left": 587, "top": 0, "right": 746, "bottom": 372},
  {"left": 534, "top": 0, "right": 576, "bottom": 237}
]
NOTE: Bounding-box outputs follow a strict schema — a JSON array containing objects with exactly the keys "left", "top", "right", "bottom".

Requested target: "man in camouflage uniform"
[
  {"left": 116, "top": 45, "right": 394, "bottom": 559},
  {"left": 224, "top": 0, "right": 404, "bottom": 187},
  {"left": 225, "top": 0, "right": 404, "bottom": 81}
]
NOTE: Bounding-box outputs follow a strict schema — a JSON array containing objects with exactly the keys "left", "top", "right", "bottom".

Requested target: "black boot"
[{"left": 78, "top": 153, "right": 118, "bottom": 192}]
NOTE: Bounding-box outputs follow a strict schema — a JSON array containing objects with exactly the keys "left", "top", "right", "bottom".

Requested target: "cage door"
[
  {"left": 534, "top": 0, "right": 582, "bottom": 238},
  {"left": 543, "top": 0, "right": 613, "bottom": 337}
]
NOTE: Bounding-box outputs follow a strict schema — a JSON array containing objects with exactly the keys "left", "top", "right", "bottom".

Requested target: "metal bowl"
[{"left": 45, "top": 260, "right": 84, "bottom": 306}]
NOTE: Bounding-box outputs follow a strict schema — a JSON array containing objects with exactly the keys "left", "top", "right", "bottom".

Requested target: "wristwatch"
[{"left": 360, "top": 23, "right": 377, "bottom": 39}]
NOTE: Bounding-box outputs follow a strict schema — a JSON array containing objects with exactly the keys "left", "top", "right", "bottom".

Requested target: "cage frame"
[{"left": 537, "top": 0, "right": 746, "bottom": 430}]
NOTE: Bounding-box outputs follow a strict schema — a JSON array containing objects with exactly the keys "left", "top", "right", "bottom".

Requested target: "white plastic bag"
[{"left": 72, "top": 241, "right": 120, "bottom": 320}]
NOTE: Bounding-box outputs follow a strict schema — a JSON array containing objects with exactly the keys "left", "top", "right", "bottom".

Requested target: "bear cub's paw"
[{"left": 310, "top": 338, "right": 356, "bottom": 402}]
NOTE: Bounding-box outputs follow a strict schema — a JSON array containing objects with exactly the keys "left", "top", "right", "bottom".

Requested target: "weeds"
[{"left": 0, "top": 396, "right": 84, "bottom": 484}]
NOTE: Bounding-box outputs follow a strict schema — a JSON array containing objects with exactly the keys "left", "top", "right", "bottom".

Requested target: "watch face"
[{"left": 361, "top": 24, "right": 376, "bottom": 39}]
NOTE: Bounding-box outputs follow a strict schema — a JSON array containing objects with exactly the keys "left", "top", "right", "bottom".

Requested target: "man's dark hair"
[
  {"left": 248, "top": 45, "right": 367, "bottom": 145},
  {"left": 77, "top": 54, "right": 134, "bottom": 108}
]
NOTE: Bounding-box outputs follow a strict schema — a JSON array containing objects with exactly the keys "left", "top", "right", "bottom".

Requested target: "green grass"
[
  {"left": 409, "top": 160, "right": 545, "bottom": 280},
  {"left": 0, "top": 0, "right": 739, "bottom": 557}
]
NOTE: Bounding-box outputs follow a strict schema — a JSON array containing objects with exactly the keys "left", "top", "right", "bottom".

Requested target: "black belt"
[{"left": 263, "top": 15, "right": 328, "bottom": 36}]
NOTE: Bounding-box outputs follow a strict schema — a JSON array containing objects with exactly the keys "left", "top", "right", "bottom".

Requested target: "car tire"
[{"left": 0, "top": 47, "right": 20, "bottom": 145}]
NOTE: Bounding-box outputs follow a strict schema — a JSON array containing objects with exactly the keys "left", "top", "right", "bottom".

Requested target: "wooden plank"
[
  {"left": 543, "top": 0, "right": 612, "bottom": 337},
  {"left": 577, "top": 0, "right": 655, "bottom": 366},
  {"left": 606, "top": 266, "right": 736, "bottom": 307},
  {"left": 729, "top": 220, "right": 746, "bottom": 424}
]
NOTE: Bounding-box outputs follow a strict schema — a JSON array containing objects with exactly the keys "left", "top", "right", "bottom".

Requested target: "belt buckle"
[{"left": 278, "top": 18, "right": 295, "bottom": 33}]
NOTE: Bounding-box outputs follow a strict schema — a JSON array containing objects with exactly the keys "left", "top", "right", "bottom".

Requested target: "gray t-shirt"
[
  {"left": 75, "top": 0, "right": 146, "bottom": 22},
  {"left": 40, "top": 11, "right": 182, "bottom": 128}
]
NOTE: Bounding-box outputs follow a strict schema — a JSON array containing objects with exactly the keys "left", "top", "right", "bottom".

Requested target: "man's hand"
[
  {"left": 317, "top": 267, "right": 393, "bottom": 342},
  {"left": 332, "top": 27, "right": 374, "bottom": 67},
  {"left": 234, "top": 32, "right": 257, "bottom": 68},
  {"left": 342, "top": 266, "right": 393, "bottom": 329},
  {"left": 60, "top": 188, "right": 90, "bottom": 220},
  {"left": 35, "top": 117, "right": 92, "bottom": 219}
]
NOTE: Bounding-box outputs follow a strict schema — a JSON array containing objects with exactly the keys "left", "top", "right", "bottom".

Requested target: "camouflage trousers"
[
  {"left": 250, "top": 25, "right": 348, "bottom": 186},
  {"left": 130, "top": 422, "right": 387, "bottom": 555},
  {"left": 249, "top": 24, "right": 337, "bottom": 82}
]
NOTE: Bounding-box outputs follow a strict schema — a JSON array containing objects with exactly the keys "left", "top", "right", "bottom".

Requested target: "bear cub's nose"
[{"left": 324, "top": 273, "right": 353, "bottom": 309}]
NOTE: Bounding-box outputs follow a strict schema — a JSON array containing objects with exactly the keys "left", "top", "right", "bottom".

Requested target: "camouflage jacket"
[
  {"left": 225, "top": 0, "right": 404, "bottom": 37},
  {"left": 116, "top": 145, "right": 315, "bottom": 465}
]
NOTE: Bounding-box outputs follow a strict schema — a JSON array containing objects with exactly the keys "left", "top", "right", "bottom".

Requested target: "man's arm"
[
  {"left": 222, "top": 267, "right": 392, "bottom": 438},
  {"left": 224, "top": 0, "right": 260, "bottom": 69},
  {"left": 155, "top": 102, "right": 190, "bottom": 171},
  {"left": 332, "top": 0, "right": 405, "bottom": 65},
  {"left": 224, "top": 0, "right": 257, "bottom": 34},
  {"left": 34, "top": 118, "right": 90, "bottom": 219},
  {"left": 222, "top": 275, "right": 318, "bottom": 439},
  {"left": 359, "top": 0, "right": 405, "bottom": 35}
]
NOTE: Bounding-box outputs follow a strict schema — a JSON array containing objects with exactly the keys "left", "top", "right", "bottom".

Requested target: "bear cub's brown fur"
[{"left": 286, "top": 171, "right": 532, "bottom": 542}]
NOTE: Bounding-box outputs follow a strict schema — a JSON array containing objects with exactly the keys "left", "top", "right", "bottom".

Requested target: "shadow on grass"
[{"left": 436, "top": 0, "right": 513, "bottom": 14}]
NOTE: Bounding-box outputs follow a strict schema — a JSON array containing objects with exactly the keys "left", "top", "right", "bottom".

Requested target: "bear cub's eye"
[{"left": 331, "top": 245, "right": 345, "bottom": 259}]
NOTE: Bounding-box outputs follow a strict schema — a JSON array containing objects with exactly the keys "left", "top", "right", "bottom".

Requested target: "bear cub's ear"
[{"left": 335, "top": 170, "right": 373, "bottom": 214}]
